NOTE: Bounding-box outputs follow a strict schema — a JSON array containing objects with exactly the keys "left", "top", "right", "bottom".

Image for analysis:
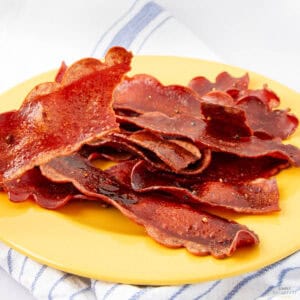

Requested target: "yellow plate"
[{"left": 0, "top": 56, "right": 300, "bottom": 286}]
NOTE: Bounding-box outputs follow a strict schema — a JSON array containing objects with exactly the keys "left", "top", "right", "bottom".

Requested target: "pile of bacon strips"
[{"left": 1, "top": 47, "right": 300, "bottom": 259}]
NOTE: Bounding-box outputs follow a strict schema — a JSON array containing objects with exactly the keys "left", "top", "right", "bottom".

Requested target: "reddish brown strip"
[
  {"left": 113, "top": 74, "right": 203, "bottom": 117},
  {"left": 0, "top": 47, "right": 132, "bottom": 183},
  {"left": 215, "top": 72, "right": 249, "bottom": 96},
  {"left": 128, "top": 130, "right": 199, "bottom": 172},
  {"left": 128, "top": 160, "right": 280, "bottom": 214},
  {"left": 113, "top": 74, "right": 252, "bottom": 138},
  {"left": 55, "top": 61, "right": 67, "bottom": 83},
  {"left": 188, "top": 72, "right": 249, "bottom": 97},
  {"left": 40, "top": 154, "right": 259, "bottom": 258},
  {"left": 83, "top": 130, "right": 211, "bottom": 174},
  {"left": 2, "top": 168, "right": 97, "bottom": 209},
  {"left": 200, "top": 100, "right": 252, "bottom": 138},
  {"left": 199, "top": 90, "right": 297, "bottom": 139},
  {"left": 237, "top": 97, "right": 299, "bottom": 139},
  {"left": 237, "top": 86, "right": 280, "bottom": 109},
  {"left": 117, "top": 112, "right": 300, "bottom": 166},
  {"left": 128, "top": 152, "right": 289, "bottom": 185},
  {"left": 189, "top": 74, "right": 296, "bottom": 139}
]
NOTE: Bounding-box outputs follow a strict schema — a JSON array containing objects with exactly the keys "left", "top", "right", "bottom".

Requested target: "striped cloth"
[
  {"left": 1, "top": 1, "right": 300, "bottom": 299},
  {"left": 1, "top": 242, "right": 300, "bottom": 300}
]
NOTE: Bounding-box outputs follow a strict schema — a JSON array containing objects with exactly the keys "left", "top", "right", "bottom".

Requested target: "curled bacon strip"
[
  {"left": 237, "top": 96, "right": 299, "bottom": 139},
  {"left": 114, "top": 72, "right": 299, "bottom": 143},
  {"left": 188, "top": 72, "right": 249, "bottom": 97},
  {"left": 82, "top": 130, "right": 211, "bottom": 175},
  {"left": 128, "top": 130, "right": 200, "bottom": 172},
  {"left": 113, "top": 74, "right": 253, "bottom": 138},
  {"left": 2, "top": 168, "right": 99, "bottom": 209},
  {"left": 40, "top": 154, "right": 259, "bottom": 258},
  {"left": 237, "top": 86, "right": 280, "bottom": 109},
  {"left": 0, "top": 47, "right": 132, "bottom": 183},
  {"left": 125, "top": 152, "right": 289, "bottom": 185},
  {"left": 54, "top": 61, "right": 67, "bottom": 83},
  {"left": 113, "top": 131, "right": 212, "bottom": 174},
  {"left": 130, "top": 160, "right": 280, "bottom": 214},
  {"left": 113, "top": 74, "right": 203, "bottom": 118},
  {"left": 201, "top": 91, "right": 298, "bottom": 139},
  {"left": 200, "top": 100, "right": 252, "bottom": 138},
  {"left": 117, "top": 112, "right": 300, "bottom": 166},
  {"left": 189, "top": 73, "right": 298, "bottom": 139}
]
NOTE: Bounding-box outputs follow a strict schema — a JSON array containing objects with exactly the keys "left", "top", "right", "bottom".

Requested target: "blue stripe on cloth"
[
  {"left": 224, "top": 259, "right": 285, "bottom": 300},
  {"left": 259, "top": 267, "right": 300, "bottom": 298},
  {"left": 31, "top": 265, "right": 47, "bottom": 292},
  {"left": 136, "top": 15, "right": 172, "bottom": 53},
  {"left": 129, "top": 287, "right": 149, "bottom": 300},
  {"left": 91, "top": 0, "right": 140, "bottom": 56},
  {"left": 48, "top": 273, "right": 71, "bottom": 300},
  {"left": 104, "top": 1, "right": 163, "bottom": 52},
  {"left": 18, "top": 256, "right": 28, "bottom": 281},
  {"left": 169, "top": 285, "right": 190, "bottom": 300},
  {"left": 259, "top": 285, "right": 274, "bottom": 298},
  {"left": 7, "top": 248, "right": 13, "bottom": 274},
  {"left": 69, "top": 287, "right": 91, "bottom": 300},
  {"left": 103, "top": 284, "right": 120, "bottom": 300},
  {"left": 277, "top": 266, "right": 300, "bottom": 287},
  {"left": 194, "top": 281, "right": 221, "bottom": 300}
]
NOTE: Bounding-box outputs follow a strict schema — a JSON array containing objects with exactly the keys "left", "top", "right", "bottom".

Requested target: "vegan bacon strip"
[
  {"left": 236, "top": 87, "right": 280, "bottom": 109},
  {"left": 200, "top": 91, "right": 298, "bottom": 139},
  {"left": 127, "top": 130, "right": 200, "bottom": 172},
  {"left": 188, "top": 72, "right": 249, "bottom": 98},
  {"left": 0, "top": 47, "right": 132, "bottom": 183},
  {"left": 128, "top": 152, "right": 289, "bottom": 186},
  {"left": 3, "top": 168, "right": 99, "bottom": 209},
  {"left": 113, "top": 74, "right": 253, "bottom": 138},
  {"left": 189, "top": 74, "right": 298, "bottom": 139},
  {"left": 113, "top": 74, "right": 203, "bottom": 117},
  {"left": 40, "top": 154, "right": 259, "bottom": 258},
  {"left": 82, "top": 130, "right": 211, "bottom": 175},
  {"left": 237, "top": 96, "right": 298, "bottom": 139},
  {"left": 193, "top": 72, "right": 279, "bottom": 109},
  {"left": 130, "top": 160, "right": 280, "bottom": 214},
  {"left": 117, "top": 112, "right": 300, "bottom": 166},
  {"left": 114, "top": 73, "right": 298, "bottom": 140},
  {"left": 112, "top": 130, "right": 212, "bottom": 174}
]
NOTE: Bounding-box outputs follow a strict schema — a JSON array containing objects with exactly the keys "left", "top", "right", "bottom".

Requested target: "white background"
[
  {"left": 160, "top": 0, "right": 300, "bottom": 92},
  {"left": 1, "top": 0, "right": 300, "bottom": 299}
]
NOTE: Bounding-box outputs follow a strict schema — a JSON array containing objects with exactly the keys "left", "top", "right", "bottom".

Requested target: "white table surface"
[{"left": 1, "top": 0, "right": 300, "bottom": 299}]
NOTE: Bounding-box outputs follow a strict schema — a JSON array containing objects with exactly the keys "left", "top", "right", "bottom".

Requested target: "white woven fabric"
[{"left": 0, "top": 1, "right": 300, "bottom": 299}]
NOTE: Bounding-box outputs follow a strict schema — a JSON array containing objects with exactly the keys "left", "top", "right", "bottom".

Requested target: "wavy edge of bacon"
[
  {"left": 129, "top": 160, "right": 281, "bottom": 214},
  {"left": 81, "top": 130, "right": 212, "bottom": 175},
  {"left": 3, "top": 167, "right": 102, "bottom": 209},
  {"left": 38, "top": 154, "right": 259, "bottom": 259},
  {"left": 0, "top": 47, "right": 132, "bottom": 183},
  {"left": 189, "top": 73, "right": 298, "bottom": 139},
  {"left": 114, "top": 73, "right": 298, "bottom": 140}
]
